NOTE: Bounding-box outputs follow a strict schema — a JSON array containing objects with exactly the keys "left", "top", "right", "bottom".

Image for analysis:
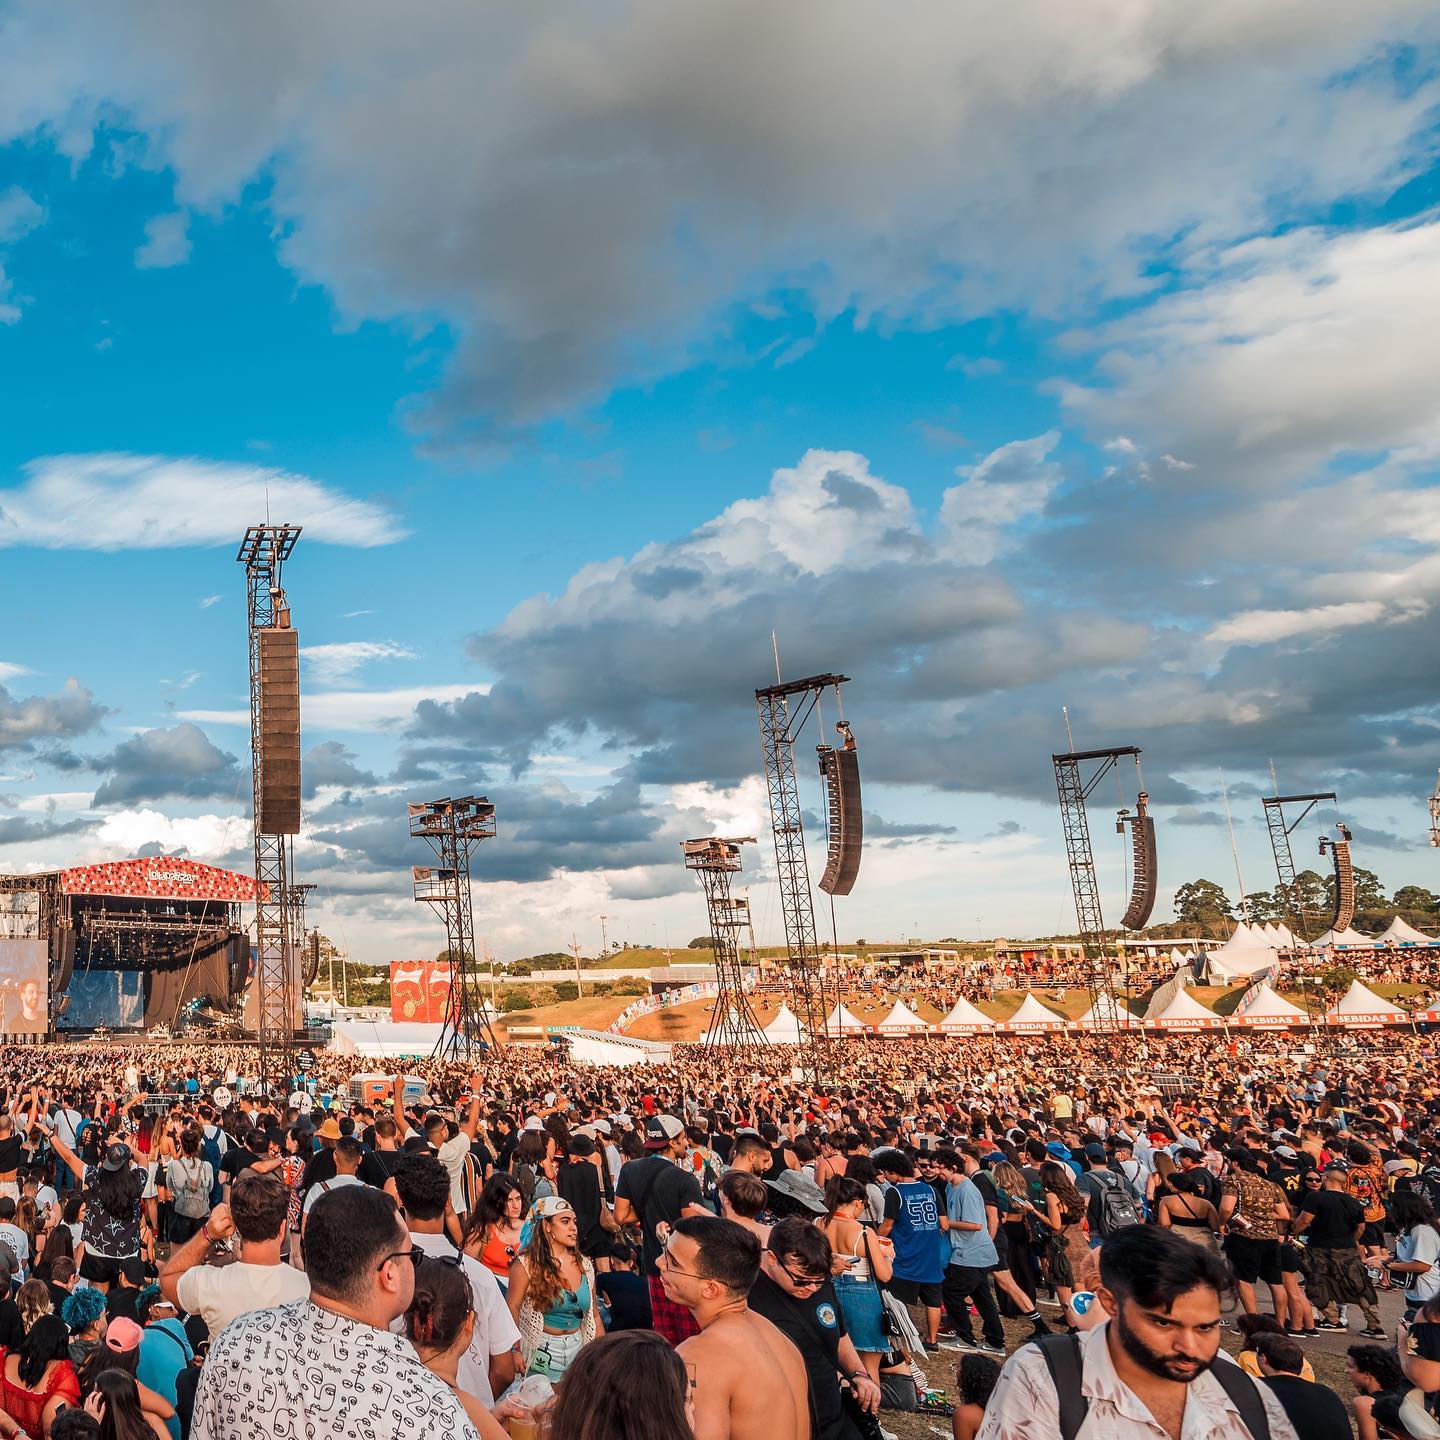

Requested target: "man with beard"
[{"left": 976, "top": 1226, "right": 1297, "bottom": 1439}]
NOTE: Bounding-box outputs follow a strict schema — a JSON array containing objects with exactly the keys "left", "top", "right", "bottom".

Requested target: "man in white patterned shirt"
[
  {"left": 977, "top": 1226, "right": 1297, "bottom": 1440},
  {"left": 192, "top": 1182, "right": 480, "bottom": 1440}
]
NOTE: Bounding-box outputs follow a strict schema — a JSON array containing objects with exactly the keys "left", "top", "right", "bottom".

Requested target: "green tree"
[
  {"left": 506, "top": 960, "right": 534, "bottom": 976},
  {"left": 553, "top": 981, "right": 579, "bottom": 1002},
  {"left": 1394, "top": 885, "right": 1440, "bottom": 916},
  {"left": 1324, "top": 865, "right": 1385, "bottom": 914},
  {"left": 1242, "top": 891, "right": 1279, "bottom": 923},
  {"left": 1173, "top": 878, "right": 1233, "bottom": 927},
  {"left": 611, "top": 977, "right": 650, "bottom": 996},
  {"left": 687, "top": 936, "right": 713, "bottom": 949}
]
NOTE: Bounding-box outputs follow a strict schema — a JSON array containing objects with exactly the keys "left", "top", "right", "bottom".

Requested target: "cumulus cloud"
[
  {"left": 0, "top": 4, "right": 1434, "bottom": 442},
  {"left": 302, "top": 740, "right": 377, "bottom": 798},
  {"left": 134, "top": 211, "right": 190, "bottom": 268},
  {"left": 0, "top": 679, "right": 107, "bottom": 751},
  {"left": 0, "top": 453, "right": 403, "bottom": 550},
  {"left": 93, "top": 808, "right": 251, "bottom": 861},
  {"left": 940, "top": 432, "right": 1062, "bottom": 564},
  {"left": 89, "top": 723, "right": 240, "bottom": 806},
  {"left": 183, "top": 682, "right": 486, "bottom": 733},
  {"left": 0, "top": 187, "right": 42, "bottom": 324}
]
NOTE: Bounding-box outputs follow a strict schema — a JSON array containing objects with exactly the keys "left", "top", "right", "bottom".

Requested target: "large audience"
[{"left": 0, "top": 1026, "right": 1432, "bottom": 1438}]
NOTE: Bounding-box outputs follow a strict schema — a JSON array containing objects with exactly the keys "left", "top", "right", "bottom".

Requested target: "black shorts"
[
  {"left": 1279, "top": 1242, "right": 1303, "bottom": 1275},
  {"left": 79, "top": 1252, "right": 140, "bottom": 1286},
  {"left": 1361, "top": 1221, "right": 1386, "bottom": 1249},
  {"left": 888, "top": 1277, "right": 942, "bottom": 1308},
  {"left": 1225, "top": 1235, "right": 1283, "bottom": 1286}
]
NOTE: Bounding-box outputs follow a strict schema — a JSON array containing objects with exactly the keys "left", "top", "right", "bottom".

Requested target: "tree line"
[{"left": 1172, "top": 873, "right": 1439, "bottom": 938}]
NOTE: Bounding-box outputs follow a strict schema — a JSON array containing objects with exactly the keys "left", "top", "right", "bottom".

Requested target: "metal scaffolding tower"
[
  {"left": 409, "top": 796, "right": 501, "bottom": 1054},
  {"left": 756, "top": 672, "right": 850, "bottom": 1077},
  {"left": 683, "top": 837, "right": 763, "bottom": 1046},
  {"left": 237, "top": 524, "right": 302, "bottom": 1086},
  {"left": 1052, "top": 745, "right": 1142, "bottom": 1036},
  {"left": 1261, "top": 790, "right": 1336, "bottom": 940}
]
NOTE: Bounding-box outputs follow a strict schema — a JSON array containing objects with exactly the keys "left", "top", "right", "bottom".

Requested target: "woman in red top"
[{"left": 0, "top": 1315, "right": 80, "bottom": 1439}]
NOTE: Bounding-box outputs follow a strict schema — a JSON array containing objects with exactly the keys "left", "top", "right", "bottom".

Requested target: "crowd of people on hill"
[{"left": 0, "top": 1026, "right": 1431, "bottom": 1437}]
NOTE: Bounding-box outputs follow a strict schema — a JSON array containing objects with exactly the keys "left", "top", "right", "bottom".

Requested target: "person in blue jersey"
[{"left": 873, "top": 1149, "right": 946, "bottom": 1351}]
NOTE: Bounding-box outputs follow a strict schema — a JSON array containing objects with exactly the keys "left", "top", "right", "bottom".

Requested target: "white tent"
[
  {"left": 1075, "top": 992, "right": 1135, "bottom": 1032},
  {"left": 936, "top": 997, "right": 997, "bottom": 1034},
  {"left": 1308, "top": 926, "right": 1375, "bottom": 948},
  {"left": 876, "top": 1000, "right": 931, "bottom": 1035},
  {"left": 1153, "top": 988, "right": 1224, "bottom": 1030},
  {"left": 1232, "top": 980, "right": 1307, "bottom": 1028},
  {"left": 702, "top": 1009, "right": 769, "bottom": 1045},
  {"left": 1324, "top": 979, "right": 1407, "bottom": 1028},
  {"left": 329, "top": 1021, "right": 448, "bottom": 1057},
  {"left": 762, "top": 1004, "right": 805, "bottom": 1043},
  {"left": 999, "top": 992, "right": 1067, "bottom": 1032},
  {"left": 1168, "top": 947, "right": 1195, "bottom": 965},
  {"left": 1205, "top": 948, "right": 1282, "bottom": 982},
  {"left": 824, "top": 1003, "right": 869, "bottom": 1035},
  {"left": 1269, "top": 922, "right": 1298, "bottom": 947},
  {"left": 1377, "top": 915, "right": 1438, "bottom": 945}
]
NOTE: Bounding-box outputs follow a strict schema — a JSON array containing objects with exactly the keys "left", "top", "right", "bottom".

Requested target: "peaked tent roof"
[
  {"left": 824, "top": 1003, "right": 869, "bottom": 1034},
  {"left": 876, "top": 1000, "right": 930, "bottom": 1034},
  {"left": 999, "top": 992, "right": 1067, "bottom": 1032},
  {"left": 1233, "top": 981, "right": 1307, "bottom": 1027},
  {"left": 1206, "top": 948, "right": 1281, "bottom": 981},
  {"left": 1325, "top": 979, "right": 1406, "bottom": 1027},
  {"left": 762, "top": 1004, "right": 805, "bottom": 1042},
  {"left": 1153, "top": 987, "right": 1224, "bottom": 1029},
  {"left": 1309, "top": 926, "right": 1375, "bottom": 948},
  {"left": 1377, "top": 915, "right": 1438, "bottom": 944},
  {"left": 1076, "top": 993, "right": 1135, "bottom": 1031},
  {"left": 1269, "top": 922, "right": 1298, "bottom": 947},
  {"left": 936, "top": 996, "right": 997, "bottom": 1033}
]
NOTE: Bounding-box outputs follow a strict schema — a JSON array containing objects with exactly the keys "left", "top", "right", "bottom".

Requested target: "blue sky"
[{"left": 0, "top": 4, "right": 1438, "bottom": 962}]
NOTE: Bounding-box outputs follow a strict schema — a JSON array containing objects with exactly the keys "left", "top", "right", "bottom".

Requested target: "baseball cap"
[
  {"left": 1274, "top": 1145, "right": 1299, "bottom": 1160},
  {"left": 105, "top": 1317, "right": 143, "bottom": 1354},
  {"left": 589, "top": 1118, "right": 612, "bottom": 1136},
  {"left": 1385, "top": 1159, "right": 1417, "bottom": 1176},
  {"left": 645, "top": 1114, "right": 685, "bottom": 1149},
  {"left": 101, "top": 1142, "right": 132, "bottom": 1173},
  {"left": 1083, "top": 1143, "right": 1107, "bottom": 1162}
]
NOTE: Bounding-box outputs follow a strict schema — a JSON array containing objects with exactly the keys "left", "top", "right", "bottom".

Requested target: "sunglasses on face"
[{"left": 376, "top": 1245, "right": 428, "bottom": 1273}]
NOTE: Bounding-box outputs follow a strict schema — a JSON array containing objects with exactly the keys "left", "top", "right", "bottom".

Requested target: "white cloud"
[
  {"left": 14, "top": 791, "right": 91, "bottom": 813},
  {"left": 1206, "top": 598, "right": 1427, "bottom": 651},
  {"left": 0, "top": 663, "right": 30, "bottom": 683},
  {"left": 134, "top": 210, "right": 190, "bottom": 268},
  {"left": 939, "top": 433, "right": 1062, "bottom": 564},
  {"left": 0, "top": 6, "right": 1433, "bottom": 441},
  {"left": 0, "top": 453, "right": 404, "bottom": 549},
  {"left": 0, "top": 188, "right": 41, "bottom": 325},
  {"left": 1062, "top": 219, "right": 1440, "bottom": 484},
  {"left": 182, "top": 682, "right": 488, "bottom": 732},
  {"left": 198, "top": 594, "right": 222, "bottom": 610},
  {"left": 300, "top": 640, "right": 416, "bottom": 685},
  {"left": 93, "top": 808, "right": 250, "bottom": 860}
]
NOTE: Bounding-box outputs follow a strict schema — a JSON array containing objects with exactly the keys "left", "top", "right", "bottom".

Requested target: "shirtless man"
[{"left": 664, "top": 1216, "right": 809, "bottom": 1440}]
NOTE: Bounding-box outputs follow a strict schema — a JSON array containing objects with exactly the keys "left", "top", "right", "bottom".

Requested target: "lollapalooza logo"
[{"left": 146, "top": 869, "right": 198, "bottom": 885}]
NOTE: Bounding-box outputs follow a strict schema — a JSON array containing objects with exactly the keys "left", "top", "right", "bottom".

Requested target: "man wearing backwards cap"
[{"left": 614, "top": 1113, "right": 711, "bottom": 1346}]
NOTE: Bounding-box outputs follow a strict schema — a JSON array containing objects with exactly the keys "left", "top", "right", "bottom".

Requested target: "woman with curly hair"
[
  {"left": 506, "top": 1196, "right": 601, "bottom": 1381},
  {"left": 464, "top": 1174, "right": 527, "bottom": 1288},
  {"left": 61, "top": 1288, "right": 107, "bottom": 1372}
]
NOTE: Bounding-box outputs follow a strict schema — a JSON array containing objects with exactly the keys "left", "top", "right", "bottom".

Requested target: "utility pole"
[
  {"left": 571, "top": 933, "right": 583, "bottom": 996},
  {"left": 599, "top": 913, "right": 609, "bottom": 959}
]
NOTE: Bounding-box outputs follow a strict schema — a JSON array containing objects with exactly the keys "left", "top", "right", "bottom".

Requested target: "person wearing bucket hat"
[
  {"left": 614, "top": 1114, "right": 710, "bottom": 1347},
  {"left": 765, "top": 1169, "right": 827, "bottom": 1219}
]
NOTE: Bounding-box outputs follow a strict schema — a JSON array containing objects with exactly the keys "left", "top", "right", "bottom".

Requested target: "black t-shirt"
[
  {"left": 1260, "top": 1375, "right": 1350, "bottom": 1440},
  {"left": 0, "top": 1137, "right": 22, "bottom": 1175},
  {"left": 358, "top": 1150, "right": 398, "bottom": 1188},
  {"left": 595, "top": 1270, "right": 653, "bottom": 1331},
  {"left": 615, "top": 1155, "right": 703, "bottom": 1276},
  {"left": 219, "top": 1146, "right": 258, "bottom": 1184},
  {"left": 106, "top": 1287, "right": 140, "bottom": 1322},
  {"left": 1296, "top": 1188, "right": 1364, "bottom": 1249},
  {"left": 749, "top": 1270, "right": 851, "bottom": 1440},
  {"left": 1406, "top": 1321, "right": 1440, "bottom": 1365}
]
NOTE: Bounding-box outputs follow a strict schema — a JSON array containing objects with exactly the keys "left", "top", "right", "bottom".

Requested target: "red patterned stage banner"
[{"left": 60, "top": 857, "right": 259, "bottom": 903}]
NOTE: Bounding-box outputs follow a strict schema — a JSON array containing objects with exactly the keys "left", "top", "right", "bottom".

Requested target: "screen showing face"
[{"left": 0, "top": 938, "right": 48, "bottom": 1034}]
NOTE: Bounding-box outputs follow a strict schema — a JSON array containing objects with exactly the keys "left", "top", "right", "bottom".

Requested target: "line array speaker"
[
  {"left": 1120, "top": 813, "right": 1158, "bottom": 929},
  {"left": 818, "top": 741, "right": 863, "bottom": 897},
  {"left": 1328, "top": 836, "right": 1355, "bottom": 933},
  {"left": 258, "top": 626, "right": 301, "bottom": 835}
]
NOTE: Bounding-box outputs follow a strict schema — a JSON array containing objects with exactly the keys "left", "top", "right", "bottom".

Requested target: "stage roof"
[{"left": 59, "top": 857, "right": 258, "bottom": 903}]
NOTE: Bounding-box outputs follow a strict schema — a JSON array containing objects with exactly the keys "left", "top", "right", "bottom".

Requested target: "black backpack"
[
  {"left": 1033, "top": 1333, "right": 1271, "bottom": 1440},
  {"left": 1090, "top": 1170, "right": 1142, "bottom": 1237}
]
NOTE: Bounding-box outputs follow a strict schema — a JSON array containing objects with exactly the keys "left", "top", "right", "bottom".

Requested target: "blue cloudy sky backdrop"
[{"left": 0, "top": 3, "right": 1438, "bottom": 960}]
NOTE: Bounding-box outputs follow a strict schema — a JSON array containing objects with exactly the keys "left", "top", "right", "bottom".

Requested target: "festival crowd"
[{"left": 0, "top": 1028, "right": 1430, "bottom": 1439}]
